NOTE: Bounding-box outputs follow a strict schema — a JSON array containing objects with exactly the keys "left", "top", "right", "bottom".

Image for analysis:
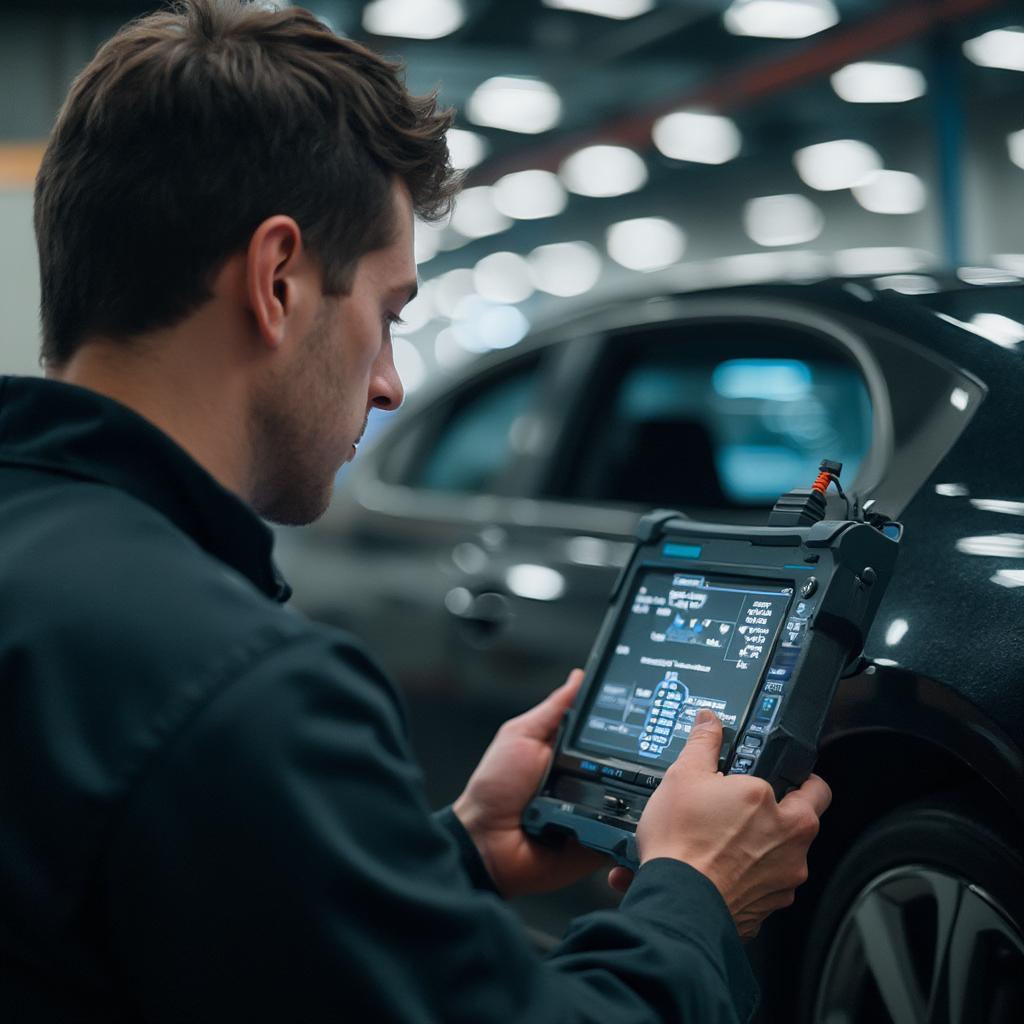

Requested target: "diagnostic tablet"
[{"left": 523, "top": 499, "right": 900, "bottom": 869}]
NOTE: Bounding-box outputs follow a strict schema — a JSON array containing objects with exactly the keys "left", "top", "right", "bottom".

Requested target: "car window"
[
  {"left": 545, "top": 322, "right": 873, "bottom": 508},
  {"left": 407, "top": 356, "right": 542, "bottom": 494}
]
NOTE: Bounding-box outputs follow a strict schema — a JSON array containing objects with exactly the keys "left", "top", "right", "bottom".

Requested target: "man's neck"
[{"left": 49, "top": 328, "right": 254, "bottom": 503}]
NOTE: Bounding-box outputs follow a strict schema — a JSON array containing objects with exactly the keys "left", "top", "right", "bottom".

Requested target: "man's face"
[{"left": 251, "top": 182, "right": 416, "bottom": 526}]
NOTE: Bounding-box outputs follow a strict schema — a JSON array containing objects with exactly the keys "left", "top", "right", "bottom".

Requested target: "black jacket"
[{"left": 0, "top": 375, "right": 758, "bottom": 1022}]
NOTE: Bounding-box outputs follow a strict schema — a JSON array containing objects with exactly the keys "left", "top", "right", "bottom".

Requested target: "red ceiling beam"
[{"left": 468, "top": 0, "right": 1011, "bottom": 184}]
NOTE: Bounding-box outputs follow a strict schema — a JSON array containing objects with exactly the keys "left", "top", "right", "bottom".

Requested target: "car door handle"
[{"left": 445, "top": 588, "right": 513, "bottom": 635}]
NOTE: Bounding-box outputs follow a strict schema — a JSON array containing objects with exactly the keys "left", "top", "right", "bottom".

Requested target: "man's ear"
[{"left": 245, "top": 216, "right": 308, "bottom": 350}]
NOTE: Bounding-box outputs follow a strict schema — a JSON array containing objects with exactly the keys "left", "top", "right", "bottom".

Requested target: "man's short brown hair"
[{"left": 34, "top": 0, "right": 458, "bottom": 365}]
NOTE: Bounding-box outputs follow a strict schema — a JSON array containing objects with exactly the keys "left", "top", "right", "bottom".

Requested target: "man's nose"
[{"left": 370, "top": 348, "right": 404, "bottom": 411}]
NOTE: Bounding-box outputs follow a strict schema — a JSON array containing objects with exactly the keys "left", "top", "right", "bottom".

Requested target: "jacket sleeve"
[
  {"left": 432, "top": 805, "right": 501, "bottom": 895},
  {"left": 102, "top": 629, "right": 759, "bottom": 1023}
]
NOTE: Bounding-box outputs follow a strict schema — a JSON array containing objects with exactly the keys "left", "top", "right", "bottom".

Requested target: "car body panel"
[{"left": 278, "top": 280, "right": 1024, "bottom": 819}]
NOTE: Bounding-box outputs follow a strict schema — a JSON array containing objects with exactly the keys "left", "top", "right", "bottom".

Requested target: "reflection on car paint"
[
  {"left": 955, "top": 534, "right": 1024, "bottom": 557},
  {"left": 969, "top": 498, "right": 1024, "bottom": 517}
]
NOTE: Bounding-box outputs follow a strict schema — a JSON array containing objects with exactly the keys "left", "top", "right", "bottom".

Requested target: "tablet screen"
[{"left": 574, "top": 569, "right": 794, "bottom": 770}]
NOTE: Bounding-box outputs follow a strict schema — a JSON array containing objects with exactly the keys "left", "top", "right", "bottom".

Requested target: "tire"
[{"left": 797, "top": 795, "right": 1024, "bottom": 1024}]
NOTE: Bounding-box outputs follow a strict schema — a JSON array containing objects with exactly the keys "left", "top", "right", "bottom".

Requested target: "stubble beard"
[{"left": 248, "top": 305, "right": 342, "bottom": 527}]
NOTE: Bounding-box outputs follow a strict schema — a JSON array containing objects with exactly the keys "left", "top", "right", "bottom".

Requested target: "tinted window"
[
  {"left": 410, "top": 357, "right": 541, "bottom": 494},
  {"left": 547, "top": 323, "right": 872, "bottom": 508}
]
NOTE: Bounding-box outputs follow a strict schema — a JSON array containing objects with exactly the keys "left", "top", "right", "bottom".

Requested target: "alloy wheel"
[{"left": 812, "top": 864, "right": 1024, "bottom": 1024}]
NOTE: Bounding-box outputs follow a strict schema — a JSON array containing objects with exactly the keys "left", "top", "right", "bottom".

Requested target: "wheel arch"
[{"left": 751, "top": 666, "right": 1024, "bottom": 1021}]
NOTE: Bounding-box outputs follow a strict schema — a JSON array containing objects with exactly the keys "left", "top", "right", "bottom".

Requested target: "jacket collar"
[{"left": 0, "top": 375, "right": 291, "bottom": 602}]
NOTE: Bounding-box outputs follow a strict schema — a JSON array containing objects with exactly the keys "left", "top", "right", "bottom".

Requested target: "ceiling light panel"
[
  {"left": 559, "top": 145, "right": 648, "bottom": 198},
  {"left": 414, "top": 221, "right": 444, "bottom": 264},
  {"left": 793, "top": 139, "right": 882, "bottom": 191},
  {"left": 723, "top": 0, "right": 839, "bottom": 40},
  {"left": 362, "top": 0, "right": 466, "bottom": 40},
  {"left": 542, "top": 0, "right": 655, "bottom": 18},
  {"left": 652, "top": 111, "right": 742, "bottom": 165},
  {"left": 433, "top": 268, "right": 476, "bottom": 318},
  {"left": 963, "top": 27, "right": 1024, "bottom": 72},
  {"left": 466, "top": 77, "right": 562, "bottom": 134},
  {"left": 473, "top": 252, "right": 535, "bottom": 304},
  {"left": 450, "top": 186, "right": 512, "bottom": 238},
  {"left": 606, "top": 218, "right": 686, "bottom": 272},
  {"left": 527, "top": 241, "right": 603, "bottom": 297},
  {"left": 446, "top": 129, "right": 489, "bottom": 171},
  {"left": 493, "top": 170, "right": 567, "bottom": 219},
  {"left": 852, "top": 170, "right": 927, "bottom": 214},
  {"left": 831, "top": 62, "right": 927, "bottom": 103},
  {"left": 743, "top": 194, "right": 824, "bottom": 247}
]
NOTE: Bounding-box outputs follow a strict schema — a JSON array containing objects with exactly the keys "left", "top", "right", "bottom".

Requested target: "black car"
[{"left": 277, "top": 278, "right": 1024, "bottom": 1023}]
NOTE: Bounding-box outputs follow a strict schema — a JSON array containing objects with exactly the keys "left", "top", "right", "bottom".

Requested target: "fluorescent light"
[
  {"left": 493, "top": 169, "right": 567, "bottom": 219},
  {"left": 1009, "top": 128, "right": 1024, "bottom": 170},
  {"left": 473, "top": 252, "right": 535, "bottom": 304},
  {"left": 363, "top": 0, "right": 465, "bottom": 40},
  {"left": 414, "top": 221, "right": 444, "bottom": 264},
  {"left": 724, "top": 0, "right": 839, "bottom": 39},
  {"left": 834, "top": 247, "right": 931, "bottom": 275},
  {"left": 391, "top": 336, "right": 427, "bottom": 392},
  {"left": 452, "top": 300, "right": 531, "bottom": 351},
  {"left": 606, "top": 217, "right": 685, "bottom": 272},
  {"left": 652, "top": 111, "right": 741, "bottom": 165},
  {"left": 449, "top": 186, "right": 512, "bottom": 239},
  {"left": 743, "top": 194, "right": 824, "bottom": 246},
  {"left": 793, "top": 139, "right": 882, "bottom": 191},
  {"left": 466, "top": 76, "right": 562, "bottom": 134},
  {"left": 446, "top": 128, "right": 488, "bottom": 171},
  {"left": 963, "top": 27, "right": 1024, "bottom": 72},
  {"left": 852, "top": 170, "right": 927, "bottom": 214},
  {"left": 935, "top": 483, "right": 970, "bottom": 497},
  {"left": 559, "top": 145, "right": 648, "bottom": 198},
  {"left": 831, "top": 61, "right": 927, "bottom": 103},
  {"left": 434, "top": 326, "right": 475, "bottom": 369},
  {"left": 950, "top": 387, "right": 971, "bottom": 412},
  {"left": 527, "top": 241, "right": 603, "bottom": 296},
  {"left": 542, "top": 0, "right": 655, "bottom": 18},
  {"left": 433, "top": 268, "right": 476, "bottom": 318}
]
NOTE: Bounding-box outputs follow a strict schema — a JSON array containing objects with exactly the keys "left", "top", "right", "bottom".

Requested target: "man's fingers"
[
  {"left": 672, "top": 709, "right": 724, "bottom": 773},
  {"left": 509, "top": 669, "right": 584, "bottom": 741},
  {"left": 782, "top": 773, "right": 832, "bottom": 818}
]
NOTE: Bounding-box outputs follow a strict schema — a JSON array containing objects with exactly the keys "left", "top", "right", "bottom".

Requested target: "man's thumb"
[{"left": 675, "top": 709, "right": 724, "bottom": 772}]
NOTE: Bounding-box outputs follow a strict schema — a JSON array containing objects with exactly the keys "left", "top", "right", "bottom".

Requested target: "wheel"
[{"left": 798, "top": 796, "right": 1024, "bottom": 1024}]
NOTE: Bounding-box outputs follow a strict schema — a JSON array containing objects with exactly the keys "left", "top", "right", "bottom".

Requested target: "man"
[{"left": 0, "top": 2, "right": 830, "bottom": 1020}]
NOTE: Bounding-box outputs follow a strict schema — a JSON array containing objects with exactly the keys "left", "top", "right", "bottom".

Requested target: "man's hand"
[
  {"left": 629, "top": 709, "right": 831, "bottom": 941},
  {"left": 453, "top": 670, "right": 607, "bottom": 898}
]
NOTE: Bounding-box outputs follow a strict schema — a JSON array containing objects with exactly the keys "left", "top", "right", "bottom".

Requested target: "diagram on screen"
[
  {"left": 637, "top": 671, "right": 727, "bottom": 759},
  {"left": 666, "top": 615, "right": 732, "bottom": 648}
]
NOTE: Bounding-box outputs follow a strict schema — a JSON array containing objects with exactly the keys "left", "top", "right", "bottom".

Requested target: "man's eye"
[{"left": 384, "top": 313, "right": 405, "bottom": 332}]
